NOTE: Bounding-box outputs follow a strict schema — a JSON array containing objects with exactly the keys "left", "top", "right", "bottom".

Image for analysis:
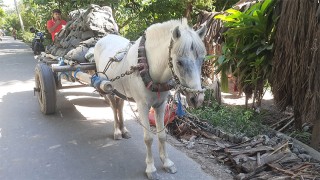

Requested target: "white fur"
[{"left": 94, "top": 18, "right": 206, "bottom": 179}]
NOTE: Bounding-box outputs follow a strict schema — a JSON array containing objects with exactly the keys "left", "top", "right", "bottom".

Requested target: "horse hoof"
[
  {"left": 114, "top": 133, "right": 123, "bottom": 140},
  {"left": 146, "top": 172, "right": 159, "bottom": 180},
  {"left": 122, "top": 132, "right": 131, "bottom": 139},
  {"left": 164, "top": 165, "right": 177, "bottom": 174}
]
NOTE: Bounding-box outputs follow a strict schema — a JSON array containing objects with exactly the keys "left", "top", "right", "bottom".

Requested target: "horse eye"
[{"left": 177, "top": 60, "right": 183, "bottom": 66}]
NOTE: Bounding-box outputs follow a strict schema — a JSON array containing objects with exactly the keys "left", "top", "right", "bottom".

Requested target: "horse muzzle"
[{"left": 185, "top": 92, "right": 204, "bottom": 108}]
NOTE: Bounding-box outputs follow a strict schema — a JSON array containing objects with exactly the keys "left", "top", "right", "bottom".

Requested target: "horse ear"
[
  {"left": 196, "top": 25, "right": 207, "bottom": 40},
  {"left": 172, "top": 26, "right": 181, "bottom": 41}
]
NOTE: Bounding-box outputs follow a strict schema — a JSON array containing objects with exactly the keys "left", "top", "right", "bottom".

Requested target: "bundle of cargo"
[{"left": 45, "top": 4, "right": 119, "bottom": 63}]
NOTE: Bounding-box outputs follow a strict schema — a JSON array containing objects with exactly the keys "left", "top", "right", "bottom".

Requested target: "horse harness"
[{"left": 101, "top": 33, "right": 205, "bottom": 101}]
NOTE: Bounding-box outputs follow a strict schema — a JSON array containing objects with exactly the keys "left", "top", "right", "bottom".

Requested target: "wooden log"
[
  {"left": 241, "top": 151, "right": 289, "bottom": 173},
  {"left": 267, "top": 163, "right": 295, "bottom": 176},
  {"left": 228, "top": 139, "right": 263, "bottom": 149},
  {"left": 235, "top": 166, "right": 267, "bottom": 180},
  {"left": 226, "top": 146, "right": 274, "bottom": 156}
]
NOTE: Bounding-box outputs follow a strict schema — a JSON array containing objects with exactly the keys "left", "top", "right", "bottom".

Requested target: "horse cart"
[
  {"left": 34, "top": 56, "right": 114, "bottom": 115},
  {"left": 33, "top": 6, "right": 209, "bottom": 177}
]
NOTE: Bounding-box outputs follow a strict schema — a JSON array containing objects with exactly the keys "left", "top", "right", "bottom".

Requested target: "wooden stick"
[
  {"left": 257, "top": 152, "right": 261, "bottom": 166},
  {"left": 278, "top": 118, "right": 295, "bottom": 132},
  {"left": 227, "top": 139, "right": 262, "bottom": 150},
  {"left": 268, "top": 140, "right": 289, "bottom": 156},
  {"left": 267, "top": 163, "right": 295, "bottom": 176},
  {"left": 198, "top": 142, "right": 217, "bottom": 146},
  {"left": 270, "top": 115, "right": 294, "bottom": 128},
  {"left": 241, "top": 152, "right": 288, "bottom": 173},
  {"left": 228, "top": 146, "right": 274, "bottom": 156},
  {"left": 235, "top": 166, "right": 267, "bottom": 180}
]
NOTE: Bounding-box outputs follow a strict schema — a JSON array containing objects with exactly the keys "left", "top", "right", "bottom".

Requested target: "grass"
[
  {"left": 288, "top": 130, "right": 312, "bottom": 145},
  {"left": 190, "top": 102, "right": 266, "bottom": 137}
]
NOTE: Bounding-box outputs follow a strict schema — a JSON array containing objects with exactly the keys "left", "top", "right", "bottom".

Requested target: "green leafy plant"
[
  {"left": 288, "top": 131, "right": 312, "bottom": 145},
  {"left": 214, "top": 0, "right": 278, "bottom": 108},
  {"left": 191, "top": 104, "right": 264, "bottom": 137},
  {"left": 17, "top": 30, "right": 34, "bottom": 42}
]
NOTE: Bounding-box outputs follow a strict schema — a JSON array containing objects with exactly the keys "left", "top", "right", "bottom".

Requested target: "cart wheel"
[
  {"left": 35, "top": 63, "right": 57, "bottom": 114},
  {"left": 53, "top": 72, "right": 62, "bottom": 89}
]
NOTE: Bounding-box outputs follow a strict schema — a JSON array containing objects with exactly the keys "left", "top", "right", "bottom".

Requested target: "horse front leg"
[
  {"left": 137, "top": 103, "right": 158, "bottom": 180},
  {"left": 154, "top": 103, "right": 177, "bottom": 174}
]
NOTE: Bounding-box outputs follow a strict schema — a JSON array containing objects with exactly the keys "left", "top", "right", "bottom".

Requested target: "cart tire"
[
  {"left": 53, "top": 73, "right": 62, "bottom": 89},
  {"left": 35, "top": 63, "right": 57, "bottom": 114}
]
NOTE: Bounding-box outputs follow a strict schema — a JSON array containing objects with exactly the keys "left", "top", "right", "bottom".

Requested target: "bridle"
[
  {"left": 167, "top": 37, "right": 206, "bottom": 94},
  {"left": 137, "top": 33, "right": 206, "bottom": 94}
]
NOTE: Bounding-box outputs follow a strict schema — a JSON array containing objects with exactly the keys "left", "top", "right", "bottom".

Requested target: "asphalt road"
[{"left": 0, "top": 36, "right": 215, "bottom": 180}]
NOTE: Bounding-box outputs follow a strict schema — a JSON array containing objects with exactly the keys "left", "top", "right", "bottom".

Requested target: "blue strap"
[
  {"left": 176, "top": 93, "right": 186, "bottom": 117},
  {"left": 91, "top": 74, "right": 102, "bottom": 89},
  {"left": 58, "top": 72, "right": 69, "bottom": 81},
  {"left": 73, "top": 68, "right": 81, "bottom": 80},
  {"left": 58, "top": 57, "right": 65, "bottom": 66}
]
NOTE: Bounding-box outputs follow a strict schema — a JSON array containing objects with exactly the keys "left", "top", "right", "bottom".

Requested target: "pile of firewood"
[
  {"left": 167, "top": 114, "right": 320, "bottom": 179},
  {"left": 212, "top": 136, "right": 320, "bottom": 179}
]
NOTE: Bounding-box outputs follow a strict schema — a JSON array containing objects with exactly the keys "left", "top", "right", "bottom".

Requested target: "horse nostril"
[{"left": 190, "top": 97, "right": 196, "bottom": 106}]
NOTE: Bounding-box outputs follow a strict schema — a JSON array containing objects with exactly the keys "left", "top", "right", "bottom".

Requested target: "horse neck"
[{"left": 145, "top": 33, "right": 172, "bottom": 83}]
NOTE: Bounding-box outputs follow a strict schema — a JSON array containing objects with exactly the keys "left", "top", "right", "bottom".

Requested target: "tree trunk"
[
  {"left": 294, "top": 107, "right": 302, "bottom": 130},
  {"left": 184, "top": 1, "right": 194, "bottom": 22},
  {"left": 311, "top": 120, "right": 320, "bottom": 151}
]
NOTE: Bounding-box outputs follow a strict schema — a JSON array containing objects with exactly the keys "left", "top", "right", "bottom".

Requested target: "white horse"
[{"left": 94, "top": 18, "right": 206, "bottom": 179}]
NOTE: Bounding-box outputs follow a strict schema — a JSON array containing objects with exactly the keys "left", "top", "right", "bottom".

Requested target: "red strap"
[
  {"left": 157, "top": 84, "right": 160, "bottom": 100},
  {"left": 147, "top": 81, "right": 153, "bottom": 89}
]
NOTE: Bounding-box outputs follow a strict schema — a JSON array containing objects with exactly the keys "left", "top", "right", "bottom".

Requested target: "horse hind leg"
[
  {"left": 116, "top": 97, "right": 131, "bottom": 139},
  {"left": 105, "top": 95, "right": 125, "bottom": 140},
  {"left": 154, "top": 103, "right": 177, "bottom": 174}
]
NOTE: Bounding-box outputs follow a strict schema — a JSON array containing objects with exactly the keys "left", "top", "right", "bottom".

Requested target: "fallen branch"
[
  {"left": 241, "top": 151, "right": 289, "bottom": 172},
  {"left": 235, "top": 166, "right": 267, "bottom": 180},
  {"left": 198, "top": 142, "right": 217, "bottom": 146},
  {"left": 278, "top": 118, "right": 295, "bottom": 132},
  {"left": 226, "top": 138, "right": 253, "bottom": 149},
  {"left": 267, "top": 163, "right": 295, "bottom": 176},
  {"left": 268, "top": 140, "right": 289, "bottom": 156},
  {"left": 229, "top": 139, "right": 264, "bottom": 149},
  {"left": 270, "top": 114, "right": 294, "bottom": 129},
  {"left": 226, "top": 146, "right": 274, "bottom": 156}
]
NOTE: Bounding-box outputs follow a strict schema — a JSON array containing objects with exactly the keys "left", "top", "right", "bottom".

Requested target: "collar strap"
[{"left": 137, "top": 33, "right": 174, "bottom": 92}]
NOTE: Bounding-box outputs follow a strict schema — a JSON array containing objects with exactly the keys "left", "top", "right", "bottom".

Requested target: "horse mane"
[
  {"left": 146, "top": 18, "right": 189, "bottom": 39},
  {"left": 144, "top": 18, "right": 206, "bottom": 83},
  {"left": 145, "top": 18, "right": 206, "bottom": 59}
]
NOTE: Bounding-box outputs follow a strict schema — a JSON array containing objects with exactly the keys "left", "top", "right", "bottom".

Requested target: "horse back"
[{"left": 94, "top": 34, "right": 130, "bottom": 72}]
